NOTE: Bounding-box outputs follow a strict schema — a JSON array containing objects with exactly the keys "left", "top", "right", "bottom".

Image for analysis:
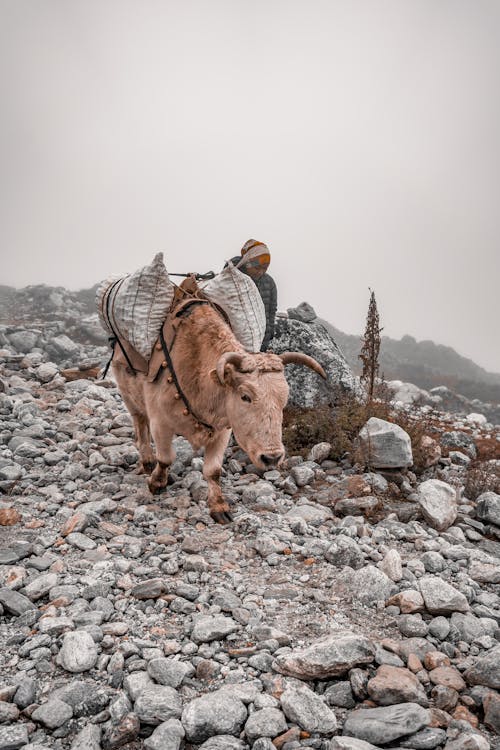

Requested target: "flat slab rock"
[
  {"left": 343, "top": 702, "right": 430, "bottom": 745},
  {"left": 418, "top": 575, "right": 469, "bottom": 614},
  {"left": 273, "top": 632, "right": 375, "bottom": 679}
]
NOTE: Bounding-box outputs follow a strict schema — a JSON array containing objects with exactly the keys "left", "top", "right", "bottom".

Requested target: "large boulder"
[
  {"left": 357, "top": 418, "right": 413, "bottom": 469},
  {"left": 417, "top": 479, "right": 458, "bottom": 531},
  {"left": 269, "top": 308, "right": 360, "bottom": 407}
]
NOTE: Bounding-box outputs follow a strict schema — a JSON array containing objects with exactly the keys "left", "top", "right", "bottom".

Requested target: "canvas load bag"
[
  {"left": 201, "top": 261, "right": 265, "bottom": 352},
  {"left": 96, "top": 252, "right": 175, "bottom": 360}
]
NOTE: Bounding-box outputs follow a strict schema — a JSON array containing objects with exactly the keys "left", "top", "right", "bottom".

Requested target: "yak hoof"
[
  {"left": 148, "top": 479, "right": 166, "bottom": 495},
  {"left": 211, "top": 509, "right": 233, "bottom": 525},
  {"left": 136, "top": 460, "right": 156, "bottom": 475}
]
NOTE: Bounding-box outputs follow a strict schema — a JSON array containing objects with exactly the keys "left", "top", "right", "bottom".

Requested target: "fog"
[{"left": 1, "top": 0, "right": 499, "bottom": 371}]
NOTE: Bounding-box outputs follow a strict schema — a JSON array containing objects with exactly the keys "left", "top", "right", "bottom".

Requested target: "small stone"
[
  {"left": 273, "top": 632, "right": 375, "bottom": 679},
  {"left": 476, "top": 492, "right": 500, "bottom": 527},
  {"left": 387, "top": 590, "right": 425, "bottom": 614},
  {"left": 379, "top": 549, "right": 403, "bottom": 582},
  {"left": 0, "top": 725, "right": 29, "bottom": 750},
  {"left": 134, "top": 686, "right": 182, "bottom": 725},
  {"left": 367, "top": 665, "right": 428, "bottom": 706},
  {"left": 464, "top": 644, "right": 500, "bottom": 689},
  {"left": 130, "top": 579, "right": 165, "bottom": 599},
  {"left": 483, "top": 691, "right": 500, "bottom": 735},
  {"left": 58, "top": 630, "right": 98, "bottom": 673},
  {"left": 102, "top": 713, "right": 140, "bottom": 750},
  {"left": 418, "top": 576, "right": 469, "bottom": 614},
  {"left": 0, "top": 703, "right": 19, "bottom": 723},
  {"left": 32, "top": 698, "right": 73, "bottom": 729},
  {"left": 343, "top": 703, "right": 430, "bottom": 745},
  {"left": 147, "top": 658, "right": 192, "bottom": 688},
  {"left": 0, "top": 587, "right": 36, "bottom": 616},
  {"left": 244, "top": 707, "right": 287, "bottom": 741},
  {"left": 280, "top": 683, "right": 337, "bottom": 733},
  {"left": 144, "top": 719, "right": 184, "bottom": 750},
  {"left": 0, "top": 509, "right": 21, "bottom": 526},
  {"left": 181, "top": 690, "right": 247, "bottom": 743},
  {"left": 429, "top": 667, "right": 466, "bottom": 692},
  {"left": 70, "top": 724, "right": 101, "bottom": 750},
  {"left": 191, "top": 614, "right": 239, "bottom": 643}
]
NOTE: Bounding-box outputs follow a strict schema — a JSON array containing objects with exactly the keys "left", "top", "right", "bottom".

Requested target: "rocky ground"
[{"left": 0, "top": 325, "right": 499, "bottom": 750}]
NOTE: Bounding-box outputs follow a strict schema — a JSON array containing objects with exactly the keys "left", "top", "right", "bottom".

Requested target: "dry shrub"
[
  {"left": 475, "top": 437, "right": 500, "bottom": 462},
  {"left": 282, "top": 393, "right": 391, "bottom": 461},
  {"left": 282, "top": 393, "right": 431, "bottom": 469},
  {"left": 464, "top": 462, "right": 500, "bottom": 500}
]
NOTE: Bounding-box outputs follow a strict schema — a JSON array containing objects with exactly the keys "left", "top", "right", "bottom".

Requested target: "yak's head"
[{"left": 215, "top": 350, "right": 326, "bottom": 470}]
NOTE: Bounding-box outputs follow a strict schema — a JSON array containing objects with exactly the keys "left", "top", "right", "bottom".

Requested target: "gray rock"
[
  {"left": 344, "top": 565, "right": 395, "bottom": 605},
  {"left": 270, "top": 315, "right": 359, "bottom": 406},
  {"left": 70, "top": 725, "right": 101, "bottom": 750},
  {"left": 417, "top": 479, "right": 457, "bottom": 531},
  {"left": 428, "top": 617, "right": 451, "bottom": 641},
  {"left": 464, "top": 644, "right": 500, "bottom": 688},
  {"left": 191, "top": 614, "right": 239, "bottom": 643},
  {"left": 273, "top": 631, "right": 375, "bottom": 679},
  {"left": 134, "top": 686, "right": 182, "bottom": 725},
  {"left": 58, "top": 630, "right": 98, "bottom": 673},
  {"left": 198, "top": 739, "right": 245, "bottom": 750},
  {"left": 357, "top": 418, "right": 413, "bottom": 469},
  {"left": 476, "top": 492, "right": 500, "bottom": 526},
  {"left": 144, "top": 719, "right": 184, "bottom": 750},
  {"left": 286, "top": 502, "right": 332, "bottom": 524},
  {"left": 130, "top": 579, "right": 165, "bottom": 599},
  {"left": 0, "top": 725, "right": 29, "bottom": 750},
  {"left": 325, "top": 682, "right": 356, "bottom": 708},
  {"left": 13, "top": 678, "right": 36, "bottom": 709},
  {"left": 441, "top": 431, "right": 477, "bottom": 458},
  {"left": 343, "top": 703, "right": 430, "bottom": 745},
  {"left": 418, "top": 576, "right": 469, "bottom": 614},
  {"left": 330, "top": 740, "right": 379, "bottom": 750},
  {"left": 123, "top": 672, "right": 155, "bottom": 701},
  {"left": 280, "top": 683, "right": 337, "bottom": 733},
  {"left": 181, "top": 690, "right": 247, "bottom": 743},
  {"left": 23, "top": 573, "right": 58, "bottom": 601},
  {"left": 0, "top": 588, "right": 36, "bottom": 616},
  {"left": 31, "top": 698, "right": 73, "bottom": 729},
  {"left": 244, "top": 707, "right": 287, "bottom": 741},
  {"left": 325, "top": 536, "right": 365, "bottom": 569},
  {"left": 0, "top": 703, "right": 19, "bottom": 723},
  {"left": 147, "top": 657, "right": 192, "bottom": 687},
  {"left": 399, "top": 727, "right": 447, "bottom": 749}
]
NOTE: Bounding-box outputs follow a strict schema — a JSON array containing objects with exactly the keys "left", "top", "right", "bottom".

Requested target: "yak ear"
[
  {"left": 279, "top": 352, "right": 327, "bottom": 379},
  {"left": 215, "top": 352, "right": 245, "bottom": 385}
]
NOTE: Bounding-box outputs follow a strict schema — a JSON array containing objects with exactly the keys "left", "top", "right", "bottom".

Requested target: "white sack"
[
  {"left": 96, "top": 252, "right": 174, "bottom": 359},
  {"left": 201, "top": 262, "right": 266, "bottom": 352}
]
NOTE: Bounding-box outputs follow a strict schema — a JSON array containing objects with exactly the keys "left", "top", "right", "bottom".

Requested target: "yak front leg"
[
  {"left": 148, "top": 418, "right": 175, "bottom": 494},
  {"left": 132, "top": 413, "right": 156, "bottom": 475},
  {"left": 203, "top": 428, "right": 232, "bottom": 524}
]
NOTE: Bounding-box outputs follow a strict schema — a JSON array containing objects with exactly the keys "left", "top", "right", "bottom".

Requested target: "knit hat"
[{"left": 237, "top": 239, "right": 270, "bottom": 270}]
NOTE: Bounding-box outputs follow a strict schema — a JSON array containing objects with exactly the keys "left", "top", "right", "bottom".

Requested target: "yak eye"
[{"left": 241, "top": 394, "right": 252, "bottom": 403}]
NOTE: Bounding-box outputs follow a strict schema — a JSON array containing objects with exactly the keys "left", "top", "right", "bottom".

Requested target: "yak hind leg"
[
  {"left": 203, "top": 428, "right": 232, "bottom": 524},
  {"left": 148, "top": 418, "right": 175, "bottom": 494},
  {"left": 132, "top": 413, "right": 156, "bottom": 475}
]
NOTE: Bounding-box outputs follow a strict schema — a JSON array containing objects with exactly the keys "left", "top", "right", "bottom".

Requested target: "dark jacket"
[{"left": 229, "top": 256, "right": 277, "bottom": 351}]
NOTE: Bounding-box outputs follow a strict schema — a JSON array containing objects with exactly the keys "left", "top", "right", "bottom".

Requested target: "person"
[{"left": 230, "top": 239, "right": 278, "bottom": 352}]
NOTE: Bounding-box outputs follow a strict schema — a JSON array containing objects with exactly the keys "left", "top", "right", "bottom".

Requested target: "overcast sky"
[{"left": 1, "top": 1, "right": 499, "bottom": 372}]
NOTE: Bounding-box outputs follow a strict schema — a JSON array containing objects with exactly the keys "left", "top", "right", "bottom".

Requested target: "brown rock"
[
  {"left": 367, "top": 665, "right": 428, "bottom": 706},
  {"left": 407, "top": 654, "right": 423, "bottom": 673},
  {"left": 431, "top": 685, "right": 459, "bottom": 711},
  {"left": 102, "top": 713, "right": 140, "bottom": 750},
  {"left": 429, "top": 707, "right": 452, "bottom": 727},
  {"left": 483, "top": 691, "right": 500, "bottom": 735},
  {"left": 420, "top": 436, "right": 442, "bottom": 468},
  {"left": 451, "top": 705, "right": 478, "bottom": 728},
  {"left": 273, "top": 726, "right": 301, "bottom": 749},
  {"left": 429, "top": 666, "right": 466, "bottom": 692},
  {"left": 61, "top": 513, "right": 88, "bottom": 536},
  {"left": 0, "top": 508, "right": 21, "bottom": 526},
  {"left": 25, "top": 519, "right": 45, "bottom": 529},
  {"left": 387, "top": 589, "right": 424, "bottom": 613},
  {"left": 424, "top": 651, "right": 451, "bottom": 670}
]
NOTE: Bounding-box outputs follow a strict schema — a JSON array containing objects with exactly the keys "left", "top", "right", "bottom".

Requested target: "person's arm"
[{"left": 261, "top": 276, "right": 277, "bottom": 351}]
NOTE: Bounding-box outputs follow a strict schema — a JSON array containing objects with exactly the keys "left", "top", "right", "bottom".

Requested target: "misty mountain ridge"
[{"left": 1, "top": 284, "right": 499, "bottom": 405}]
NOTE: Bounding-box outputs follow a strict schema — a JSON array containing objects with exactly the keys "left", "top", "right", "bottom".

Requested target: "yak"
[{"left": 112, "top": 289, "right": 326, "bottom": 523}]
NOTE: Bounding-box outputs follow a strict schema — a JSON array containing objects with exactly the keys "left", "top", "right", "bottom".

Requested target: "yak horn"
[
  {"left": 216, "top": 352, "right": 251, "bottom": 384},
  {"left": 279, "top": 352, "right": 327, "bottom": 380}
]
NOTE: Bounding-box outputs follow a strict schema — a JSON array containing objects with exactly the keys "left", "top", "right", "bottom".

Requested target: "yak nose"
[{"left": 260, "top": 451, "right": 284, "bottom": 467}]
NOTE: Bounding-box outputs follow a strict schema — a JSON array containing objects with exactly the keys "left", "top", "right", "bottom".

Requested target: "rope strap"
[{"left": 159, "top": 326, "right": 214, "bottom": 433}]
